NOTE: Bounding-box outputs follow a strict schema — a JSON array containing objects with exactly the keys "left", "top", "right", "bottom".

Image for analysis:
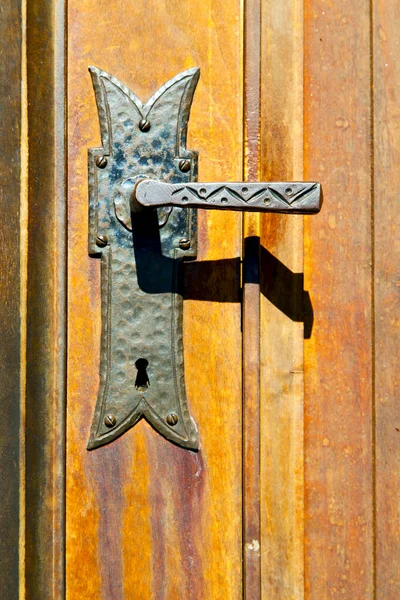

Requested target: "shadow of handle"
[{"left": 183, "top": 240, "right": 314, "bottom": 339}]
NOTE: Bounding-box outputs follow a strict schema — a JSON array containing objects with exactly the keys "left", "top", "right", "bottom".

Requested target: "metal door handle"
[
  {"left": 133, "top": 180, "right": 321, "bottom": 214},
  {"left": 87, "top": 66, "right": 322, "bottom": 451}
]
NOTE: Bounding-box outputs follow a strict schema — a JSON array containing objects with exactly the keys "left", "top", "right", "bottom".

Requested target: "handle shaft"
[{"left": 134, "top": 180, "right": 322, "bottom": 214}]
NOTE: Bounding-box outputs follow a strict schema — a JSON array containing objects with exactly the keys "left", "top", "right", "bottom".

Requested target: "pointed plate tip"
[
  {"left": 187, "top": 440, "right": 200, "bottom": 451},
  {"left": 86, "top": 437, "right": 98, "bottom": 451},
  {"left": 186, "top": 66, "right": 200, "bottom": 81}
]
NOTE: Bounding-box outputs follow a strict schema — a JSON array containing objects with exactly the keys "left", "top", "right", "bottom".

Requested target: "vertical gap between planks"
[
  {"left": 57, "top": 0, "right": 68, "bottom": 595},
  {"left": 19, "top": 0, "right": 28, "bottom": 595},
  {"left": 242, "top": 0, "right": 261, "bottom": 597},
  {"left": 302, "top": 2, "right": 305, "bottom": 595},
  {"left": 369, "top": 0, "right": 376, "bottom": 595}
]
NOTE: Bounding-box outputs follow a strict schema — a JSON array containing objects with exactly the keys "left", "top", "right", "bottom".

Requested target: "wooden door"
[{"left": 1, "top": 0, "right": 399, "bottom": 598}]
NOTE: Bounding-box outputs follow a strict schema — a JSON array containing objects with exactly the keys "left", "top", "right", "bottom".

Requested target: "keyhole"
[{"left": 135, "top": 358, "right": 150, "bottom": 391}]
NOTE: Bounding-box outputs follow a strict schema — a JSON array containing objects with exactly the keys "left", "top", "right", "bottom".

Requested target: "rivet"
[
  {"left": 96, "top": 235, "right": 108, "bottom": 247},
  {"left": 179, "top": 237, "right": 190, "bottom": 250},
  {"left": 166, "top": 413, "right": 179, "bottom": 426},
  {"left": 285, "top": 187, "right": 293, "bottom": 195},
  {"left": 139, "top": 119, "right": 151, "bottom": 132},
  {"left": 179, "top": 159, "right": 191, "bottom": 173},
  {"left": 104, "top": 414, "right": 117, "bottom": 428},
  {"left": 96, "top": 155, "right": 108, "bottom": 169}
]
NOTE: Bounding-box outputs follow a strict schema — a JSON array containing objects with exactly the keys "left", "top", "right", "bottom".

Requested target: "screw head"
[
  {"left": 179, "top": 159, "right": 191, "bottom": 173},
  {"left": 96, "top": 155, "right": 108, "bottom": 169},
  {"left": 96, "top": 235, "right": 108, "bottom": 247},
  {"left": 179, "top": 237, "right": 190, "bottom": 250},
  {"left": 139, "top": 119, "right": 150, "bottom": 132},
  {"left": 104, "top": 414, "right": 117, "bottom": 428},
  {"left": 166, "top": 413, "right": 179, "bottom": 426}
]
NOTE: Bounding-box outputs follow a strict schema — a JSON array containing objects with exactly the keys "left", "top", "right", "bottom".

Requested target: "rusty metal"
[{"left": 87, "top": 66, "right": 322, "bottom": 452}]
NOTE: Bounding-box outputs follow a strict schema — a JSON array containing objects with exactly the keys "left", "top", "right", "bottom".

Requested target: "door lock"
[{"left": 87, "top": 66, "right": 322, "bottom": 451}]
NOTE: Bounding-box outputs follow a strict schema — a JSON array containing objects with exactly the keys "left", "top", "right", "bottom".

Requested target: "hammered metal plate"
[{"left": 87, "top": 67, "right": 200, "bottom": 450}]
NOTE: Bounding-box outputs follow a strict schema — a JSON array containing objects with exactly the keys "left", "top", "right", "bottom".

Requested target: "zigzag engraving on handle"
[{"left": 135, "top": 180, "right": 322, "bottom": 214}]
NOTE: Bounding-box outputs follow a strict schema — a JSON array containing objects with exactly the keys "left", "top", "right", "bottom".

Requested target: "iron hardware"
[
  {"left": 87, "top": 66, "right": 322, "bottom": 451},
  {"left": 133, "top": 180, "right": 321, "bottom": 214}
]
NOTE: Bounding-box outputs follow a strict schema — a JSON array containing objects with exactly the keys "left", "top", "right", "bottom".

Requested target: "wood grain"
[
  {"left": 242, "top": 0, "right": 261, "bottom": 597},
  {"left": 0, "top": 1, "right": 23, "bottom": 597},
  {"left": 25, "top": 1, "right": 67, "bottom": 598},
  {"left": 259, "top": 0, "right": 305, "bottom": 597},
  {"left": 373, "top": 3, "right": 400, "bottom": 597},
  {"left": 66, "top": 1, "right": 243, "bottom": 598},
  {"left": 304, "top": 0, "right": 373, "bottom": 597},
  {"left": 242, "top": 246, "right": 261, "bottom": 600}
]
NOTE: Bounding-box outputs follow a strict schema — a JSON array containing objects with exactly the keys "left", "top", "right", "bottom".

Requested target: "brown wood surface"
[
  {"left": 0, "top": 1, "right": 23, "bottom": 597},
  {"left": 25, "top": 1, "right": 67, "bottom": 598},
  {"left": 304, "top": 0, "right": 374, "bottom": 597},
  {"left": 1, "top": 0, "right": 398, "bottom": 597},
  {"left": 66, "top": 1, "right": 243, "bottom": 598},
  {"left": 59, "top": 1, "right": 400, "bottom": 599},
  {"left": 242, "top": 0, "right": 261, "bottom": 597},
  {"left": 374, "top": 3, "right": 400, "bottom": 598},
  {"left": 259, "top": 0, "right": 305, "bottom": 597}
]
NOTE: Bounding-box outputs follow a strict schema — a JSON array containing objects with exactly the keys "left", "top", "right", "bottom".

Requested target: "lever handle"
[{"left": 134, "top": 180, "right": 322, "bottom": 214}]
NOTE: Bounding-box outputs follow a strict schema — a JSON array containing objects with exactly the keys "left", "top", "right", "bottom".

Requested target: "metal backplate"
[{"left": 87, "top": 67, "right": 200, "bottom": 450}]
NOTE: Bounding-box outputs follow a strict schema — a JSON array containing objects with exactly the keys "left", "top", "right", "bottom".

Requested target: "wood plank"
[
  {"left": 259, "top": 0, "right": 305, "bottom": 597},
  {"left": 373, "top": 3, "right": 400, "bottom": 597},
  {"left": 242, "top": 0, "right": 261, "bottom": 597},
  {"left": 0, "top": 1, "right": 23, "bottom": 597},
  {"left": 242, "top": 237, "right": 261, "bottom": 599},
  {"left": 25, "top": 1, "right": 67, "bottom": 598},
  {"left": 303, "top": 1, "right": 373, "bottom": 597},
  {"left": 66, "top": 1, "right": 243, "bottom": 598}
]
